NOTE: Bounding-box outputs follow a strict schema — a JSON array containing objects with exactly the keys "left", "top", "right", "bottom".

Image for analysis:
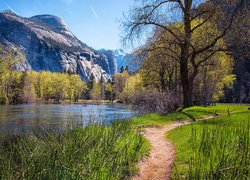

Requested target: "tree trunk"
[
  {"left": 188, "top": 81, "right": 193, "bottom": 106},
  {"left": 203, "top": 65, "right": 208, "bottom": 106},
  {"left": 181, "top": 0, "right": 193, "bottom": 108},
  {"left": 180, "top": 52, "right": 193, "bottom": 108}
]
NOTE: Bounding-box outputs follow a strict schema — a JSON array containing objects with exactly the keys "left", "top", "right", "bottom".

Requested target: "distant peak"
[
  {"left": 31, "top": 14, "right": 70, "bottom": 32},
  {"left": 31, "top": 14, "right": 61, "bottom": 20},
  {"left": 2, "top": 10, "right": 16, "bottom": 14},
  {"left": 114, "top": 49, "right": 128, "bottom": 56},
  {"left": 2, "top": 10, "right": 18, "bottom": 16}
]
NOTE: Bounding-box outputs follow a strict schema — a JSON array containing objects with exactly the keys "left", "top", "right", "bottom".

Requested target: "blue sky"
[{"left": 0, "top": 0, "right": 134, "bottom": 50}]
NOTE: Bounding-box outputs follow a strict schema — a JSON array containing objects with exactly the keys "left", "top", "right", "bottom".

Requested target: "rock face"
[
  {"left": 0, "top": 11, "right": 117, "bottom": 81},
  {"left": 113, "top": 49, "right": 141, "bottom": 73},
  {"left": 98, "top": 49, "right": 117, "bottom": 75}
]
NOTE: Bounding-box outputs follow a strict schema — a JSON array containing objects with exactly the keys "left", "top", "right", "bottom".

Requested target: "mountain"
[
  {"left": 0, "top": 11, "right": 116, "bottom": 82},
  {"left": 113, "top": 49, "right": 141, "bottom": 72}
]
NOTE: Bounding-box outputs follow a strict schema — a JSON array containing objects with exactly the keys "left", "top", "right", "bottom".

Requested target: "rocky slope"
[{"left": 0, "top": 11, "right": 116, "bottom": 81}]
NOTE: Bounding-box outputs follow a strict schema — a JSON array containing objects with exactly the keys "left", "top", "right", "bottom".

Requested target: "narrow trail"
[{"left": 133, "top": 116, "right": 215, "bottom": 180}]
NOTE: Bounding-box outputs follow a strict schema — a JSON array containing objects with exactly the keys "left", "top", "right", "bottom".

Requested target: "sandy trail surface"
[{"left": 133, "top": 116, "right": 214, "bottom": 180}]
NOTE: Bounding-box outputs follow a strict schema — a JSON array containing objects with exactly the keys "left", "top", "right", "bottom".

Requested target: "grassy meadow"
[
  {"left": 132, "top": 104, "right": 248, "bottom": 127},
  {"left": 168, "top": 105, "right": 250, "bottom": 179}
]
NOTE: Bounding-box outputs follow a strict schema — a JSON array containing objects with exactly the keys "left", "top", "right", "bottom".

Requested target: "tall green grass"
[
  {"left": 187, "top": 122, "right": 249, "bottom": 179},
  {"left": 168, "top": 107, "right": 250, "bottom": 179},
  {"left": 0, "top": 121, "right": 149, "bottom": 179}
]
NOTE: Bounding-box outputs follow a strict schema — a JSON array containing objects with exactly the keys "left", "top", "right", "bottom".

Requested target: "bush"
[
  {"left": 0, "top": 94, "right": 9, "bottom": 105},
  {"left": 129, "top": 92, "right": 180, "bottom": 114}
]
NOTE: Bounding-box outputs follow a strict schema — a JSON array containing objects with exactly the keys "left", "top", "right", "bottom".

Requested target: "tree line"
[{"left": 0, "top": 70, "right": 86, "bottom": 104}]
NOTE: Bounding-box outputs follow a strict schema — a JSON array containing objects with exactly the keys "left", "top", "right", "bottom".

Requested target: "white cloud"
[{"left": 91, "top": 6, "right": 99, "bottom": 19}]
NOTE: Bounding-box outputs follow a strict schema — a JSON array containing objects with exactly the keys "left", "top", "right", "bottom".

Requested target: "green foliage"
[
  {"left": 0, "top": 71, "right": 24, "bottom": 104},
  {"left": 90, "top": 81, "right": 102, "bottom": 100},
  {"left": 112, "top": 71, "right": 130, "bottom": 100},
  {"left": 0, "top": 69, "right": 87, "bottom": 104},
  {"left": 0, "top": 121, "right": 149, "bottom": 179},
  {"left": 140, "top": 47, "right": 178, "bottom": 93},
  {"left": 132, "top": 113, "right": 185, "bottom": 127},
  {"left": 119, "top": 73, "right": 144, "bottom": 103},
  {"left": 0, "top": 94, "right": 9, "bottom": 104},
  {"left": 193, "top": 51, "right": 235, "bottom": 103},
  {"left": 68, "top": 75, "right": 86, "bottom": 101},
  {"left": 139, "top": 19, "right": 235, "bottom": 105},
  {"left": 0, "top": 47, "right": 24, "bottom": 104},
  {"left": 104, "top": 82, "right": 113, "bottom": 100},
  {"left": 23, "top": 71, "right": 86, "bottom": 103}
]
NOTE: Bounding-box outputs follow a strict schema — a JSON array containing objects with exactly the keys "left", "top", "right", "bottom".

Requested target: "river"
[{"left": 0, "top": 103, "right": 136, "bottom": 134}]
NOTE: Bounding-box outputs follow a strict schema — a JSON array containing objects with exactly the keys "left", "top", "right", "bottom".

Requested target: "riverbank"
[{"left": 21, "top": 99, "right": 114, "bottom": 105}]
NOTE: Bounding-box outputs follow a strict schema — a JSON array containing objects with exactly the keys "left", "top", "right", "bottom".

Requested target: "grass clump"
[
  {"left": 0, "top": 121, "right": 150, "bottom": 179},
  {"left": 168, "top": 106, "right": 250, "bottom": 179},
  {"left": 187, "top": 123, "right": 249, "bottom": 179}
]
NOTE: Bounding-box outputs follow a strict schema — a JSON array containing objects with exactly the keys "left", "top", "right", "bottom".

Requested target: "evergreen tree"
[
  {"left": 120, "top": 66, "right": 124, "bottom": 73},
  {"left": 125, "top": 66, "right": 129, "bottom": 72},
  {"left": 88, "top": 73, "right": 95, "bottom": 90}
]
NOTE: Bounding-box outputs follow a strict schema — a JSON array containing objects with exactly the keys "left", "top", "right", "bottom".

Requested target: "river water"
[{"left": 0, "top": 103, "right": 136, "bottom": 134}]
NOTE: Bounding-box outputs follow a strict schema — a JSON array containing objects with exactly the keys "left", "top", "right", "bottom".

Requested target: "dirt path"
[
  {"left": 133, "top": 121, "right": 189, "bottom": 180},
  {"left": 133, "top": 116, "right": 214, "bottom": 180}
]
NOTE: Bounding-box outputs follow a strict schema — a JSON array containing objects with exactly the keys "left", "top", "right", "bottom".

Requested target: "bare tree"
[{"left": 122, "top": 0, "right": 244, "bottom": 107}]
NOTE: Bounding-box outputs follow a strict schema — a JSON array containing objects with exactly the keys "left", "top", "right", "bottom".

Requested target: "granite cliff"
[{"left": 0, "top": 11, "right": 117, "bottom": 81}]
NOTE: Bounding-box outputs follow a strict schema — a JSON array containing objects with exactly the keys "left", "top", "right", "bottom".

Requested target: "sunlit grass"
[
  {"left": 167, "top": 105, "right": 250, "bottom": 179},
  {"left": 132, "top": 104, "right": 247, "bottom": 127},
  {"left": 0, "top": 121, "right": 150, "bottom": 179}
]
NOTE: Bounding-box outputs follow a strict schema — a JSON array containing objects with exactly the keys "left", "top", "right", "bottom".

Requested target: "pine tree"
[{"left": 120, "top": 66, "right": 124, "bottom": 73}]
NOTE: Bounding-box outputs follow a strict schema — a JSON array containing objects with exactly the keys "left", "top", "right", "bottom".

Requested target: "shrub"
[
  {"left": 0, "top": 94, "right": 9, "bottom": 105},
  {"left": 129, "top": 92, "right": 180, "bottom": 114}
]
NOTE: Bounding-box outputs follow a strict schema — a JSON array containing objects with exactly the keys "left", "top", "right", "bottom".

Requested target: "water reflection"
[{"left": 0, "top": 103, "right": 136, "bottom": 135}]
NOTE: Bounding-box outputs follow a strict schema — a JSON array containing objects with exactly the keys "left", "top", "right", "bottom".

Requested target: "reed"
[
  {"left": 187, "top": 121, "right": 249, "bottom": 179},
  {"left": 0, "top": 120, "right": 149, "bottom": 179},
  {"left": 168, "top": 110, "right": 250, "bottom": 179}
]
